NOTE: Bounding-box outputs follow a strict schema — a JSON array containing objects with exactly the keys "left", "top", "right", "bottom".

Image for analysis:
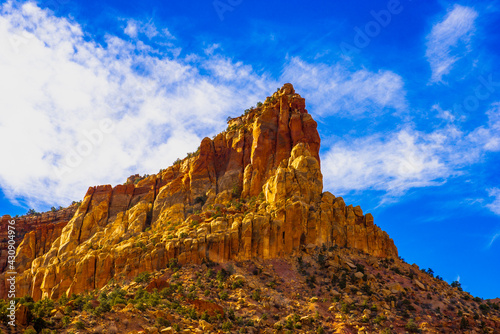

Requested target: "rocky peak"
[{"left": 3, "top": 84, "right": 397, "bottom": 301}]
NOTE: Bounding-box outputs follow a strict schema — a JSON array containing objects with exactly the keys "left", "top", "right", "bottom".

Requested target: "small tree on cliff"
[{"left": 451, "top": 281, "right": 463, "bottom": 291}]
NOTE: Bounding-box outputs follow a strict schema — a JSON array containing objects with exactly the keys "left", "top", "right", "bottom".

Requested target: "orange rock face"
[
  {"left": 0, "top": 206, "right": 77, "bottom": 298},
  {"left": 2, "top": 84, "right": 397, "bottom": 300},
  {"left": 0, "top": 206, "right": 77, "bottom": 269}
]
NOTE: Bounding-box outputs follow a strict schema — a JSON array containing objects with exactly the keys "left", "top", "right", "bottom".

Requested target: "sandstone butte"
[{"left": 0, "top": 83, "right": 398, "bottom": 301}]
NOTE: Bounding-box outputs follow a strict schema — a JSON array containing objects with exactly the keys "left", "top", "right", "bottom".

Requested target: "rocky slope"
[
  {"left": 2, "top": 84, "right": 397, "bottom": 303},
  {"left": 4, "top": 248, "right": 499, "bottom": 333}
]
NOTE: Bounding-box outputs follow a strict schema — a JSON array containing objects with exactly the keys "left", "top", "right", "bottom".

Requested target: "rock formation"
[
  {"left": 2, "top": 83, "right": 397, "bottom": 301},
  {"left": 0, "top": 206, "right": 77, "bottom": 273}
]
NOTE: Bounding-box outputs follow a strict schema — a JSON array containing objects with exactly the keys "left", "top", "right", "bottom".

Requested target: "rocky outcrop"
[
  {"left": 3, "top": 84, "right": 397, "bottom": 300},
  {"left": 0, "top": 207, "right": 77, "bottom": 299},
  {"left": 0, "top": 206, "right": 77, "bottom": 272}
]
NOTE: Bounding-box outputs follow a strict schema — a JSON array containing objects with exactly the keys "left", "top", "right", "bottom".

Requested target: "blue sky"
[{"left": 0, "top": 0, "right": 499, "bottom": 298}]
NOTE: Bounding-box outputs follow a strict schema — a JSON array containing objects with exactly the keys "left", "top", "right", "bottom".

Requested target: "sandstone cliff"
[
  {"left": 0, "top": 206, "right": 77, "bottom": 273},
  {"left": 3, "top": 84, "right": 397, "bottom": 300}
]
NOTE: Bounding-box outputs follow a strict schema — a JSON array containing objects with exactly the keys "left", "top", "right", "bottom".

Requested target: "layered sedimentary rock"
[
  {"left": 0, "top": 206, "right": 77, "bottom": 273},
  {"left": 3, "top": 84, "right": 397, "bottom": 300}
]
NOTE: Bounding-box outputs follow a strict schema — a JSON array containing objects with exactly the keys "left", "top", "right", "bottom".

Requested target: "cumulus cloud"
[
  {"left": 322, "top": 129, "right": 450, "bottom": 198},
  {"left": 0, "top": 1, "right": 276, "bottom": 209},
  {"left": 426, "top": 4, "right": 478, "bottom": 83},
  {"left": 282, "top": 57, "right": 407, "bottom": 116},
  {"left": 124, "top": 20, "right": 139, "bottom": 38},
  {"left": 321, "top": 101, "right": 500, "bottom": 202}
]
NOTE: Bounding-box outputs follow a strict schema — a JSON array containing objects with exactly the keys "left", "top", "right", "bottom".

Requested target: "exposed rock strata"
[
  {"left": 2, "top": 84, "right": 397, "bottom": 300},
  {"left": 0, "top": 206, "right": 77, "bottom": 273}
]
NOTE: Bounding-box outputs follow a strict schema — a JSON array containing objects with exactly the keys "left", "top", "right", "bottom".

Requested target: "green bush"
[
  {"left": 95, "top": 300, "right": 111, "bottom": 315},
  {"left": 216, "top": 269, "right": 228, "bottom": 282},
  {"left": 168, "top": 258, "right": 180, "bottom": 270},
  {"left": 58, "top": 293, "right": 68, "bottom": 305},
  {"left": 405, "top": 319, "right": 418, "bottom": 333},
  {"left": 219, "top": 291, "right": 229, "bottom": 300},
  {"left": 340, "top": 303, "right": 351, "bottom": 314},
  {"left": 32, "top": 298, "right": 55, "bottom": 318},
  {"left": 251, "top": 290, "right": 261, "bottom": 301},
  {"left": 479, "top": 303, "right": 490, "bottom": 314},
  {"left": 160, "top": 286, "right": 175, "bottom": 299},
  {"left": 187, "top": 307, "right": 198, "bottom": 320},
  {"left": 232, "top": 279, "right": 243, "bottom": 289},
  {"left": 134, "top": 272, "right": 151, "bottom": 283},
  {"left": 201, "top": 311, "right": 210, "bottom": 322},
  {"left": 284, "top": 317, "right": 294, "bottom": 330},
  {"left": 451, "top": 280, "right": 463, "bottom": 291},
  {"left": 135, "top": 302, "right": 146, "bottom": 311},
  {"left": 75, "top": 320, "right": 85, "bottom": 329},
  {"left": 33, "top": 317, "right": 48, "bottom": 332},
  {"left": 61, "top": 315, "right": 71, "bottom": 327},
  {"left": 205, "top": 268, "right": 214, "bottom": 278},
  {"left": 374, "top": 315, "right": 387, "bottom": 324},
  {"left": 222, "top": 321, "right": 233, "bottom": 331},
  {"left": 109, "top": 288, "right": 127, "bottom": 306},
  {"left": 460, "top": 316, "right": 469, "bottom": 329},
  {"left": 157, "top": 316, "right": 170, "bottom": 327}
]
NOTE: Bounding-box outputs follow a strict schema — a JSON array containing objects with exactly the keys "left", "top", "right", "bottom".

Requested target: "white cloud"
[
  {"left": 281, "top": 57, "right": 407, "bottom": 116},
  {"left": 321, "top": 101, "right": 500, "bottom": 202},
  {"left": 467, "top": 103, "right": 500, "bottom": 152},
  {"left": 0, "top": 2, "right": 276, "bottom": 209},
  {"left": 0, "top": 2, "right": 413, "bottom": 210},
  {"left": 322, "top": 129, "right": 450, "bottom": 198},
  {"left": 432, "top": 104, "right": 459, "bottom": 122},
  {"left": 124, "top": 20, "right": 138, "bottom": 38},
  {"left": 486, "top": 189, "right": 500, "bottom": 215},
  {"left": 488, "top": 232, "right": 500, "bottom": 248},
  {"left": 426, "top": 5, "right": 478, "bottom": 83},
  {"left": 124, "top": 19, "right": 169, "bottom": 40},
  {"left": 204, "top": 43, "right": 221, "bottom": 56}
]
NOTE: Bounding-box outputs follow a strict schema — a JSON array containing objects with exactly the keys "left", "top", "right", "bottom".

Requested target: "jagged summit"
[{"left": 2, "top": 84, "right": 397, "bottom": 301}]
